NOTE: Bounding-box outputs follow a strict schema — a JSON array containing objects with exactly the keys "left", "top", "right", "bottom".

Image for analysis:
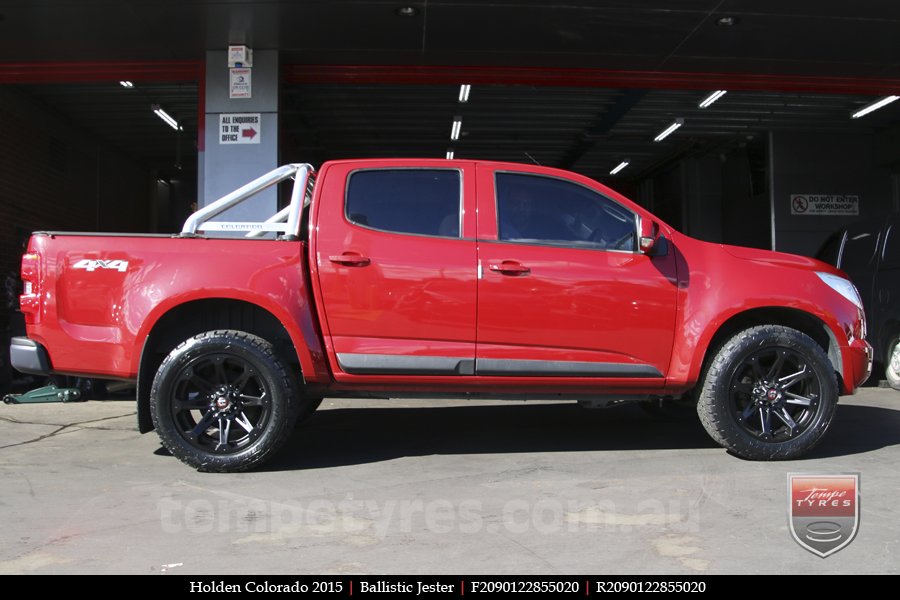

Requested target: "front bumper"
[
  {"left": 10, "top": 337, "right": 51, "bottom": 376},
  {"left": 843, "top": 338, "right": 873, "bottom": 393}
]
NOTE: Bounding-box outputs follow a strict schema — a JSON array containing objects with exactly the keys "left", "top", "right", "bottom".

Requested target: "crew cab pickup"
[{"left": 11, "top": 159, "right": 872, "bottom": 471}]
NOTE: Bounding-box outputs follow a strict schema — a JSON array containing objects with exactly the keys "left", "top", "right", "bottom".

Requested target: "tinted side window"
[
  {"left": 816, "top": 230, "right": 845, "bottom": 267},
  {"left": 840, "top": 230, "right": 879, "bottom": 273},
  {"left": 346, "top": 169, "right": 461, "bottom": 237},
  {"left": 881, "top": 225, "right": 900, "bottom": 270},
  {"left": 496, "top": 173, "right": 636, "bottom": 251}
]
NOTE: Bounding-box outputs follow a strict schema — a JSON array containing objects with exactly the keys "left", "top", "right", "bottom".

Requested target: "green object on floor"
[{"left": 3, "top": 383, "right": 82, "bottom": 404}]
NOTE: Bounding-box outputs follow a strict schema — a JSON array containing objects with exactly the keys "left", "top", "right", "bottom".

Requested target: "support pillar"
[{"left": 199, "top": 49, "right": 279, "bottom": 220}]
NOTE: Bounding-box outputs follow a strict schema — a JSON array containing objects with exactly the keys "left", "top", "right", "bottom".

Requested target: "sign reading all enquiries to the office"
[
  {"left": 790, "top": 194, "right": 859, "bottom": 216},
  {"left": 219, "top": 113, "right": 261, "bottom": 144}
]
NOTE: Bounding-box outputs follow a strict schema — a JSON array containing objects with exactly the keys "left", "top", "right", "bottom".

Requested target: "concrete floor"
[{"left": 0, "top": 389, "right": 898, "bottom": 575}]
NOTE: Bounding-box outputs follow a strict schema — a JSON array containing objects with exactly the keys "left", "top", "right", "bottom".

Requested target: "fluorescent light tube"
[
  {"left": 119, "top": 80, "right": 134, "bottom": 88},
  {"left": 446, "top": 150, "right": 454, "bottom": 159},
  {"left": 458, "top": 84, "right": 471, "bottom": 103},
  {"left": 654, "top": 118, "right": 683, "bottom": 142},
  {"left": 450, "top": 117, "right": 462, "bottom": 140},
  {"left": 152, "top": 105, "right": 180, "bottom": 130},
  {"left": 699, "top": 90, "right": 727, "bottom": 108},
  {"left": 610, "top": 160, "right": 630, "bottom": 175},
  {"left": 851, "top": 95, "right": 900, "bottom": 119}
]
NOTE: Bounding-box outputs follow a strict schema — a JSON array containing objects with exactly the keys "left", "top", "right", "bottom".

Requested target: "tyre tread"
[
  {"left": 150, "top": 329, "right": 299, "bottom": 472},
  {"left": 696, "top": 325, "right": 838, "bottom": 460}
]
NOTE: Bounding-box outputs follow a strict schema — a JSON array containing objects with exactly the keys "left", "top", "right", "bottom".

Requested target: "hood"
[{"left": 722, "top": 244, "right": 841, "bottom": 274}]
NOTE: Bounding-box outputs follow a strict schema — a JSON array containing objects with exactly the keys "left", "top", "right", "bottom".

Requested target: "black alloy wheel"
[
  {"left": 697, "top": 325, "right": 838, "bottom": 460},
  {"left": 151, "top": 330, "right": 299, "bottom": 472},
  {"left": 727, "top": 346, "right": 821, "bottom": 441}
]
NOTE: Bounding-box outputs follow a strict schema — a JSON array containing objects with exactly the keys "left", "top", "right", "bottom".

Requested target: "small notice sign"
[
  {"left": 229, "top": 67, "right": 252, "bottom": 99},
  {"left": 790, "top": 194, "right": 859, "bottom": 216},
  {"left": 219, "top": 113, "right": 260, "bottom": 144}
]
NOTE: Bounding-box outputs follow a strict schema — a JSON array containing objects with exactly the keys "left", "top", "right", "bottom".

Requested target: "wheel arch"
[
  {"left": 136, "top": 298, "right": 301, "bottom": 434},
  {"left": 695, "top": 307, "right": 843, "bottom": 390}
]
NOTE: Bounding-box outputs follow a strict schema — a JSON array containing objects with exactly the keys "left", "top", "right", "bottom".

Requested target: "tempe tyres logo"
[{"left": 788, "top": 473, "right": 859, "bottom": 557}]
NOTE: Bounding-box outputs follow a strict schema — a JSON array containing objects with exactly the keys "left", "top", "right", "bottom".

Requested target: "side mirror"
[{"left": 639, "top": 217, "right": 660, "bottom": 254}]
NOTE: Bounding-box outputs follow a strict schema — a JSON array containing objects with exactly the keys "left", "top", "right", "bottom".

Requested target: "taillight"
[{"left": 19, "top": 252, "right": 41, "bottom": 324}]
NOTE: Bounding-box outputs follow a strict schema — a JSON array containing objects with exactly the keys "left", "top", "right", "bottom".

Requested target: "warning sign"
[
  {"left": 790, "top": 194, "right": 859, "bottom": 216},
  {"left": 229, "top": 67, "right": 252, "bottom": 99},
  {"left": 219, "top": 113, "right": 260, "bottom": 144}
]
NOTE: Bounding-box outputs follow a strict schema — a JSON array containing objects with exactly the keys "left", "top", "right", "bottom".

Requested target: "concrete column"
[{"left": 199, "top": 49, "right": 279, "bottom": 221}]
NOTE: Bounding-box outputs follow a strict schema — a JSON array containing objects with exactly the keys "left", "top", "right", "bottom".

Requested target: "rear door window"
[{"left": 346, "top": 169, "right": 461, "bottom": 238}]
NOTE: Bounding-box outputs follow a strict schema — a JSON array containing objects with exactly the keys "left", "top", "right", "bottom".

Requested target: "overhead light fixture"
[
  {"left": 119, "top": 80, "right": 134, "bottom": 88},
  {"left": 395, "top": 6, "right": 418, "bottom": 17},
  {"left": 699, "top": 90, "right": 727, "bottom": 108},
  {"left": 446, "top": 149, "right": 455, "bottom": 160},
  {"left": 653, "top": 118, "right": 684, "bottom": 142},
  {"left": 450, "top": 116, "right": 462, "bottom": 140},
  {"left": 716, "top": 16, "right": 739, "bottom": 26},
  {"left": 609, "top": 160, "right": 630, "bottom": 175},
  {"left": 458, "top": 84, "right": 471, "bottom": 103},
  {"left": 152, "top": 104, "right": 180, "bottom": 131},
  {"left": 851, "top": 95, "right": 900, "bottom": 119}
]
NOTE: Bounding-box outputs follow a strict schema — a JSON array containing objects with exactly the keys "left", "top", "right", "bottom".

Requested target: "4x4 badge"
[{"left": 72, "top": 259, "right": 129, "bottom": 273}]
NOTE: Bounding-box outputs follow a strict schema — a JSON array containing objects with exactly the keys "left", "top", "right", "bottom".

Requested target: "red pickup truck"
[{"left": 11, "top": 159, "right": 872, "bottom": 471}]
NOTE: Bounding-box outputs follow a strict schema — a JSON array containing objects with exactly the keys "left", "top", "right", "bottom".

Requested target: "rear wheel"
[
  {"left": 150, "top": 330, "right": 299, "bottom": 472},
  {"left": 697, "top": 325, "right": 838, "bottom": 460}
]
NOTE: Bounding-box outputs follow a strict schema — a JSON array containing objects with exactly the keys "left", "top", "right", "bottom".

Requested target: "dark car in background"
[{"left": 819, "top": 215, "right": 900, "bottom": 389}]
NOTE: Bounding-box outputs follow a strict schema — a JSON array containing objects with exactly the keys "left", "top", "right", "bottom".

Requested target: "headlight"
[{"left": 816, "top": 272, "right": 863, "bottom": 310}]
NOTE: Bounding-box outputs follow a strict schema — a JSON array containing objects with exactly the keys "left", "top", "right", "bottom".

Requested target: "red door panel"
[
  {"left": 474, "top": 165, "right": 678, "bottom": 380},
  {"left": 477, "top": 242, "right": 677, "bottom": 375},
  {"left": 313, "top": 161, "right": 478, "bottom": 379}
]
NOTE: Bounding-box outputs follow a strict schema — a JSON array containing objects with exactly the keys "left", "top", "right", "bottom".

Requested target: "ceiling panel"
[
  {"left": 282, "top": 83, "right": 900, "bottom": 181},
  {"left": 3, "top": 1, "right": 900, "bottom": 185},
  {"left": 0, "top": 1, "right": 898, "bottom": 79}
]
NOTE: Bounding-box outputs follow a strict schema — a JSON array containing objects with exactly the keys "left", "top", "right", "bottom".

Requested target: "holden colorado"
[{"left": 11, "top": 159, "right": 872, "bottom": 471}]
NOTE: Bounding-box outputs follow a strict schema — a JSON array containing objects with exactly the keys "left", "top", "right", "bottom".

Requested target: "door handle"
[
  {"left": 489, "top": 261, "right": 530, "bottom": 276},
  {"left": 329, "top": 253, "right": 371, "bottom": 267}
]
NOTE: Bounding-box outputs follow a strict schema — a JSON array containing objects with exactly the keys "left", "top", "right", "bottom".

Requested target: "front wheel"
[
  {"left": 150, "top": 330, "right": 299, "bottom": 472},
  {"left": 884, "top": 335, "right": 900, "bottom": 391},
  {"left": 696, "top": 325, "right": 838, "bottom": 460}
]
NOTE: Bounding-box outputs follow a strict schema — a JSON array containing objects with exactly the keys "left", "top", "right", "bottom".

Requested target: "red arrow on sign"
[{"left": 242, "top": 127, "right": 257, "bottom": 139}]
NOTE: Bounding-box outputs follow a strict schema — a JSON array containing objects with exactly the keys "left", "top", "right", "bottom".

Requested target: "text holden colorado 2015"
[{"left": 190, "top": 581, "right": 343, "bottom": 593}]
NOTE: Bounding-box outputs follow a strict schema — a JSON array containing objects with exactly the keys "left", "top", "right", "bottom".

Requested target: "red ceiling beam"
[
  {"left": 0, "top": 61, "right": 202, "bottom": 83},
  {"left": 7, "top": 61, "right": 897, "bottom": 95},
  {"left": 284, "top": 64, "right": 900, "bottom": 95}
]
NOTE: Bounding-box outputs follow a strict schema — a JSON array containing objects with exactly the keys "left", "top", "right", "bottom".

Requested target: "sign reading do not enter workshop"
[
  {"left": 219, "top": 113, "right": 261, "bottom": 144},
  {"left": 790, "top": 194, "right": 859, "bottom": 216}
]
